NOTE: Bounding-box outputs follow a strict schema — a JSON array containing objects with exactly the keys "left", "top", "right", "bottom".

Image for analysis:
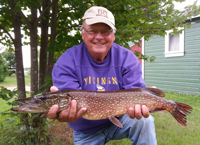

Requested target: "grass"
[
  {"left": 0, "top": 74, "right": 30, "bottom": 87},
  {"left": 0, "top": 76, "right": 199, "bottom": 144}
]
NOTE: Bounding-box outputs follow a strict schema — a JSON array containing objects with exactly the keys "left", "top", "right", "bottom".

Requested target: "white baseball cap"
[{"left": 82, "top": 6, "right": 116, "bottom": 31}]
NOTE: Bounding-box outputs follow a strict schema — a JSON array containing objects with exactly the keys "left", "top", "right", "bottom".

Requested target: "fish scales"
[{"left": 11, "top": 88, "right": 192, "bottom": 127}]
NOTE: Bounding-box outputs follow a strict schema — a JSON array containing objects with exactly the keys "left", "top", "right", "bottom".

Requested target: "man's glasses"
[{"left": 83, "top": 27, "right": 113, "bottom": 36}]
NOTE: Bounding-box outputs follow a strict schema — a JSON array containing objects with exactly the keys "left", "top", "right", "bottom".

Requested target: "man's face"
[{"left": 82, "top": 22, "right": 115, "bottom": 62}]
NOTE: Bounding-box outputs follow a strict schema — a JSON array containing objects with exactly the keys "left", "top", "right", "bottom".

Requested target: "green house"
[{"left": 143, "top": 16, "right": 200, "bottom": 96}]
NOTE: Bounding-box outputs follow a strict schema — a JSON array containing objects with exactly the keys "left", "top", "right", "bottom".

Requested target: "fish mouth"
[{"left": 11, "top": 105, "right": 45, "bottom": 113}]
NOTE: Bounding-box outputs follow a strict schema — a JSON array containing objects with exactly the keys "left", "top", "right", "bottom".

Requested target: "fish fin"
[
  {"left": 108, "top": 116, "right": 123, "bottom": 128},
  {"left": 143, "top": 88, "right": 165, "bottom": 97},
  {"left": 170, "top": 102, "right": 192, "bottom": 127},
  {"left": 149, "top": 109, "right": 166, "bottom": 113},
  {"left": 48, "top": 113, "right": 60, "bottom": 127},
  {"left": 40, "top": 112, "right": 48, "bottom": 117}
]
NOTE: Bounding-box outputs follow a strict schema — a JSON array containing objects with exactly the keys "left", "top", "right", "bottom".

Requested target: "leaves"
[
  {"left": 0, "top": 54, "right": 9, "bottom": 82},
  {"left": 134, "top": 50, "right": 156, "bottom": 62},
  {"left": 0, "top": 86, "right": 19, "bottom": 101}
]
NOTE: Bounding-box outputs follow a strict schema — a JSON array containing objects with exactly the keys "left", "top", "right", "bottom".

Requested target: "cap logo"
[{"left": 96, "top": 9, "right": 108, "bottom": 18}]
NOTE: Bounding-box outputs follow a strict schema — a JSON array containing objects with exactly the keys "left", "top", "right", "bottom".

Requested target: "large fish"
[{"left": 11, "top": 88, "right": 192, "bottom": 128}]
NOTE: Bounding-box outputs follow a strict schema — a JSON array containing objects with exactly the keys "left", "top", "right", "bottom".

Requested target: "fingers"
[
  {"left": 134, "top": 105, "right": 143, "bottom": 119},
  {"left": 48, "top": 105, "right": 59, "bottom": 119},
  {"left": 58, "top": 100, "right": 78, "bottom": 122},
  {"left": 48, "top": 87, "right": 86, "bottom": 123},
  {"left": 50, "top": 86, "right": 59, "bottom": 92},
  {"left": 141, "top": 105, "right": 150, "bottom": 118},
  {"left": 128, "top": 105, "right": 150, "bottom": 120},
  {"left": 76, "top": 108, "right": 87, "bottom": 118},
  {"left": 58, "top": 100, "right": 86, "bottom": 122},
  {"left": 47, "top": 100, "right": 87, "bottom": 123},
  {"left": 128, "top": 108, "right": 135, "bottom": 119}
]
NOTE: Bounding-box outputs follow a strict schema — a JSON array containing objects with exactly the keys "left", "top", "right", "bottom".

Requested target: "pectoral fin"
[
  {"left": 48, "top": 113, "right": 60, "bottom": 127},
  {"left": 108, "top": 116, "right": 123, "bottom": 128}
]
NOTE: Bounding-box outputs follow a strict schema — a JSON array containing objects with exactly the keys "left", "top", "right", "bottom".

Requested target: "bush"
[{"left": 0, "top": 54, "right": 9, "bottom": 82}]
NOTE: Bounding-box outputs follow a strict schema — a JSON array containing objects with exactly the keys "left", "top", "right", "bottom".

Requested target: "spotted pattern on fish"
[{"left": 11, "top": 88, "right": 192, "bottom": 127}]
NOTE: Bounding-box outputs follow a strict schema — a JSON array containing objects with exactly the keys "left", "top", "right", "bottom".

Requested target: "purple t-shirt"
[{"left": 52, "top": 41, "right": 146, "bottom": 133}]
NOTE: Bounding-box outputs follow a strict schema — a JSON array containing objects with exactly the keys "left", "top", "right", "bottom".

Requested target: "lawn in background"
[{"left": 0, "top": 74, "right": 30, "bottom": 87}]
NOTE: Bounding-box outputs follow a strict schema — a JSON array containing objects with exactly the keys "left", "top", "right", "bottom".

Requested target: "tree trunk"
[
  {"left": 8, "top": 0, "right": 28, "bottom": 127},
  {"left": 30, "top": 1, "right": 38, "bottom": 97},
  {"left": 30, "top": 0, "right": 40, "bottom": 129},
  {"left": 46, "top": 0, "right": 58, "bottom": 91},
  {"left": 39, "top": 0, "right": 50, "bottom": 92}
]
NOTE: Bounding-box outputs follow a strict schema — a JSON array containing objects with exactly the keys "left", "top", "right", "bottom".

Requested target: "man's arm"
[{"left": 47, "top": 49, "right": 86, "bottom": 123}]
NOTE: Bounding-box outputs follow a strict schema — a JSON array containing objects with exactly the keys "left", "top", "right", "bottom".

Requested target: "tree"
[{"left": 0, "top": 0, "right": 199, "bottom": 141}]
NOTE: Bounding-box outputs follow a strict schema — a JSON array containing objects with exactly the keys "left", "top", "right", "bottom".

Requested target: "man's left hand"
[{"left": 128, "top": 105, "right": 150, "bottom": 119}]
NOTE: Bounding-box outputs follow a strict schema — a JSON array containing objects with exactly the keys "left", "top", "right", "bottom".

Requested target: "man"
[{"left": 48, "top": 6, "right": 157, "bottom": 145}]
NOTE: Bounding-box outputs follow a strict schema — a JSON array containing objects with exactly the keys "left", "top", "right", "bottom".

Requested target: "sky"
[
  {"left": 174, "top": 0, "right": 200, "bottom": 10},
  {"left": 1, "top": 0, "right": 200, "bottom": 68}
]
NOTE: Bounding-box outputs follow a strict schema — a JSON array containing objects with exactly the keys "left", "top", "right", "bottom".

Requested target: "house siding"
[{"left": 144, "top": 17, "right": 200, "bottom": 96}]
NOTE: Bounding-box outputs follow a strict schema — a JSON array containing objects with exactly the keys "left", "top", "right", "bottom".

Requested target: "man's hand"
[
  {"left": 47, "top": 86, "right": 87, "bottom": 123},
  {"left": 127, "top": 105, "right": 150, "bottom": 119},
  {"left": 127, "top": 86, "right": 157, "bottom": 119}
]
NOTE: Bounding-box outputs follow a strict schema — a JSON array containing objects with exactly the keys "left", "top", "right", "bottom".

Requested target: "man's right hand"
[{"left": 47, "top": 86, "right": 87, "bottom": 123}]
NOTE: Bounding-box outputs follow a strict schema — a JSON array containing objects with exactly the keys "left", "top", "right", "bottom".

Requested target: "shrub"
[{"left": 0, "top": 54, "right": 9, "bottom": 82}]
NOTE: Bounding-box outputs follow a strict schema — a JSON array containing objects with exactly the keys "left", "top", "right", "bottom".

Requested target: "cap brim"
[{"left": 85, "top": 18, "right": 116, "bottom": 31}]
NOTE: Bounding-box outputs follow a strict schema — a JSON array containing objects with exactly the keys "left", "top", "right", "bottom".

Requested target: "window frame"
[{"left": 165, "top": 28, "right": 185, "bottom": 57}]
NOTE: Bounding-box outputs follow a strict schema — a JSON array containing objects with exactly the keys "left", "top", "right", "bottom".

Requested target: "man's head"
[
  {"left": 82, "top": 6, "right": 116, "bottom": 32},
  {"left": 81, "top": 6, "right": 116, "bottom": 62}
]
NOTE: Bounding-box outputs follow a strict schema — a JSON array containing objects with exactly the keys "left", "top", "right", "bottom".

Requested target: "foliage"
[
  {"left": 134, "top": 50, "right": 156, "bottom": 62},
  {"left": 0, "top": 86, "right": 52, "bottom": 145},
  {"left": 2, "top": 49, "right": 16, "bottom": 68},
  {"left": 0, "top": 112, "right": 52, "bottom": 145},
  {"left": 1, "top": 49, "right": 16, "bottom": 76},
  {"left": 0, "top": 54, "right": 9, "bottom": 82},
  {"left": 0, "top": 86, "right": 18, "bottom": 102},
  {"left": 1, "top": 0, "right": 200, "bottom": 60}
]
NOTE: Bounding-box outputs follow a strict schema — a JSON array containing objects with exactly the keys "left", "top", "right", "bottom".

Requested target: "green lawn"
[{"left": 0, "top": 74, "right": 30, "bottom": 87}]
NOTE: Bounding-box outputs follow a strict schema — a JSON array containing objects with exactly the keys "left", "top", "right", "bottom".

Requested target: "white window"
[{"left": 165, "top": 28, "right": 184, "bottom": 57}]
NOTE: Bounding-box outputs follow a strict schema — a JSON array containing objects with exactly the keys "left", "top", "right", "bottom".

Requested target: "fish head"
[{"left": 11, "top": 94, "right": 50, "bottom": 113}]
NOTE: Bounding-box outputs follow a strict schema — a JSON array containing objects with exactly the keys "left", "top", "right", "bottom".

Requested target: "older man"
[{"left": 48, "top": 6, "right": 157, "bottom": 145}]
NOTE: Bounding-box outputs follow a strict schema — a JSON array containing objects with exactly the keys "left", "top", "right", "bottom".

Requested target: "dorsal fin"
[{"left": 142, "top": 88, "right": 165, "bottom": 97}]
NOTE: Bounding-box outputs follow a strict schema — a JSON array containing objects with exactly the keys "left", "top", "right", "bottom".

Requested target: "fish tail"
[{"left": 170, "top": 102, "right": 192, "bottom": 126}]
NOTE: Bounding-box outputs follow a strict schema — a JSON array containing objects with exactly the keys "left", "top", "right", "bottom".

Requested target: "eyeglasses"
[{"left": 82, "top": 27, "right": 113, "bottom": 36}]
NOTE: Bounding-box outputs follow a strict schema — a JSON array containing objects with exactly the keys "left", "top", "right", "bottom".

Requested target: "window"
[{"left": 165, "top": 28, "right": 184, "bottom": 57}]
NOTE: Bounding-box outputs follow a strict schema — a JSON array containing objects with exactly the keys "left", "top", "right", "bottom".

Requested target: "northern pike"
[{"left": 11, "top": 88, "right": 192, "bottom": 128}]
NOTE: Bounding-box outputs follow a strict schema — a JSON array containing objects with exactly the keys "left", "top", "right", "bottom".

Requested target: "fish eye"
[{"left": 34, "top": 94, "right": 46, "bottom": 100}]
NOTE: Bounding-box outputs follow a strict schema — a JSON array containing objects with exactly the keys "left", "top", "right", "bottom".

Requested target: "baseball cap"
[{"left": 82, "top": 6, "right": 116, "bottom": 31}]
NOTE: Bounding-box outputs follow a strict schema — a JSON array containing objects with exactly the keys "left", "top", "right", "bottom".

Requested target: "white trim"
[
  {"left": 142, "top": 37, "right": 144, "bottom": 79},
  {"left": 165, "top": 28, "right": 185, "bottom": 57}
]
